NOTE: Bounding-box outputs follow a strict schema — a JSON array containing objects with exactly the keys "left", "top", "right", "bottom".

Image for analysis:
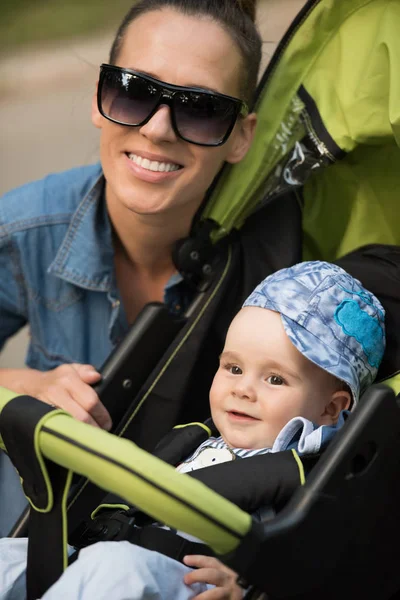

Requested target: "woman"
[
  {"left": 2, "top": 0, "right": 285, "bottom": 549},
  {"left": 0, "top": 0, "right": 259, "bottom": 428}
]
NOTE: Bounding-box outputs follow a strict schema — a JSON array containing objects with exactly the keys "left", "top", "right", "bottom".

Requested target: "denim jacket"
[{"left": 0, "top": 163, "right": 189, "bottom": 371}]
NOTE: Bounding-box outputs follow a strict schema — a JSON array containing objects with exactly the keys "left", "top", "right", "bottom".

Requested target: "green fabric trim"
[
  {"left": 40, "top": 413, "right": 251, "bottom": 554},
  {"left": 29, "top": 408, "right": 69, "bottom": 513},
  {"left": 291, "top": 449, "right": 306, "bottom": 486},
  {"left": 380, "top": 375, "right": 400, "bottom": 396},
  {"left": 0, "top": 386, "right": 21, "bottom": 407},
  {"left": 61, "top": 469, "right": 73, "bottom": 571},
  {"left": 91, "top": 504, "right": 130, "bottom": 520},
  {"left": 173, "top": 422, "right": 212, "bottom": 437}
]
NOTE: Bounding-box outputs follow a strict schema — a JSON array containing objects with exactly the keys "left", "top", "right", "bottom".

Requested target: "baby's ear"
[{"left": 320, "top": 390, "right": 352, "bottom": 425}]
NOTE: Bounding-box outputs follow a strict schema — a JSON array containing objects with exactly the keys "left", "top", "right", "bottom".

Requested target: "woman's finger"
[
  {"left": 69, "top": 381, "right": 112, "bottom": 430},
  {"left": 41, "top": 385, "right": 101, "bottom": 429},
  {"left": 69, "top": 364, "right": 112, "bottom": 430},
  {"left": 35, "top": 365, "right": 110, "bottom": 429}
]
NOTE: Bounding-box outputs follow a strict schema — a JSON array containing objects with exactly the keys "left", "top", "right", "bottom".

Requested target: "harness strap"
[
  {"left": 127, "top": 525, "right": 215, "bottom": 563},
  {"left": 71, "top": 506, "right": 214, "bottom": 564}
]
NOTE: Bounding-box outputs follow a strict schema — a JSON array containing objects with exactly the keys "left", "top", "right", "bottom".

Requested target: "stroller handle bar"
[{"left": 0, "top": 388, "right": 251, "bottom": 555}]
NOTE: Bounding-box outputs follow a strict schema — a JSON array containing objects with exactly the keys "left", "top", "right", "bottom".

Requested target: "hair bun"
[{"left": 236, "top": 0, "right": 257, "bottom": 22}]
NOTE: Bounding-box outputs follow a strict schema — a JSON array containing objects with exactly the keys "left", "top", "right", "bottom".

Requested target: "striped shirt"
[{"left": 176, "top": 436, "right": 270, "bottom": 474}]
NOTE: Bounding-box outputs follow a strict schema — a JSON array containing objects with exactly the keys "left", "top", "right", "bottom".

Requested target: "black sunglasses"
[{"left": 97, "top": 64, "right": 249, "bottom": 147}]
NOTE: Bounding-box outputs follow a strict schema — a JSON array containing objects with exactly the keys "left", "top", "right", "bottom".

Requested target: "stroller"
[{"left": 1, "top": 0, "right": 400, "bottom": 597}]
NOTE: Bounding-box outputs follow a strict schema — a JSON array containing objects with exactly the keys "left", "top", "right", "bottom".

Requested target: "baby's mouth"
[{"left": 228, "top": 410, "right": 259, "bottom": 421}]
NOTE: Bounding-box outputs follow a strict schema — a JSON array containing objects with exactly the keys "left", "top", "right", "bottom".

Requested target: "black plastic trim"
[{"left": 298, "top": 85, "right": 346, "bottom": 160}]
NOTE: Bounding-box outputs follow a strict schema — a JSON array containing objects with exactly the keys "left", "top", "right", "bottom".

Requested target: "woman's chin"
[{"left": 119, "top": 194, "right": 177, "bottom": 217}]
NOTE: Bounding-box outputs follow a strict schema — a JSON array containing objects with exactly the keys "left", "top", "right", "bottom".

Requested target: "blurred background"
[{"left": 0, "top": 0, "right": 307, "bottom": 368}]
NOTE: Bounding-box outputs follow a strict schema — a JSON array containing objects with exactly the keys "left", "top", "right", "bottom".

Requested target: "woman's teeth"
[{"left": 128, "top": 153, "right": 181, "bottom": 172}]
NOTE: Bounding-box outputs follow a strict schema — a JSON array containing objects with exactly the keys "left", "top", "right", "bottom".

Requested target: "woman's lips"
[
  {"left": 128, "top": 152, "right": 182, "bottom": 172},
  {"left": 124, "top": 152, "right": 183, "bottom": 183}
]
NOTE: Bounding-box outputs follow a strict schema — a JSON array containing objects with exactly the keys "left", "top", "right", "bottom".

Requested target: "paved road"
[{"left": 0, "top": 0, "right": 306, "bottom": 367}]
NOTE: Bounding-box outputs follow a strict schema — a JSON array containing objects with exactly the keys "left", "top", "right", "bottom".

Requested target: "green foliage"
[{"left": 0, "top": 0, "right": 136, "bottom": 52}]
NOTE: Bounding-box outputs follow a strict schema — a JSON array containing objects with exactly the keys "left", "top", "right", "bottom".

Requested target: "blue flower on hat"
[{"left": 334, "top": 300, "right": 384, "bottom": 368}]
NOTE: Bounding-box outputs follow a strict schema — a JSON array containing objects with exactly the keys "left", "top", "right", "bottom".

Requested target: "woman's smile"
[
  {"left": 128, "top": 153, "right": 182, "bottom": 173},
  {"left": 124, "top": 151, "right": 183, "bottom": 184}
]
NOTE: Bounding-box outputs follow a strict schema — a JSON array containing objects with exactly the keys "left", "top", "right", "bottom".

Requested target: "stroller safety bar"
[{"left": 0, "top": 389, "right": 252, "bottom": 555}]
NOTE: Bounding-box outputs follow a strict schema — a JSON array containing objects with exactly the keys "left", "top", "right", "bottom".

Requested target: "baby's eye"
[
  {"left": 226, "top": 364, "right": 242, "bottom": 375},
  {"left": 267, "top": 375, "right": 285, "bottom": 386}
]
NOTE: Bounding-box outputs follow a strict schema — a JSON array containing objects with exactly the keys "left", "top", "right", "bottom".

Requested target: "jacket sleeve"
[{"left": 0, "top": 234, "right": 28, "bottom": 352}]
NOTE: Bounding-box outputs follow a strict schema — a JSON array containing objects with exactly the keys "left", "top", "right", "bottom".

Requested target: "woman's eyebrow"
[{"left": 128, "top": 67, "right": 221, "bottom": 94}]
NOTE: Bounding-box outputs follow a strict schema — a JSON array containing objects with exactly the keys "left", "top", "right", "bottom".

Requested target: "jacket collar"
[{"left": 48, "top": 173, "right": 114, "bottom": 292}]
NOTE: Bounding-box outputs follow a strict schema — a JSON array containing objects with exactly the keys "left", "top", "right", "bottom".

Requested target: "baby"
[{"left": 0, "top": 261, "right": 386, "bottom": 600}]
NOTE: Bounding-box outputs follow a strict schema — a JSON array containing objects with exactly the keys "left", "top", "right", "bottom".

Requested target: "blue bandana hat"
[{"left": 243, "top": 261, "right": 386, "bottom": 407}]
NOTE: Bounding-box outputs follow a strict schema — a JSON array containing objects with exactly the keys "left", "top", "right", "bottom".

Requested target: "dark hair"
[{"left": 109, "top": 0, "right": 261, "bottom": 105}]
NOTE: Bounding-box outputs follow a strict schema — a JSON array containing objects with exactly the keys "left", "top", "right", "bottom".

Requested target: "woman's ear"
[
  {"left": 91, "top": 82, "right": 102, "bottom": 129},
  {"left": 320, "top": 389, "right": 352, "bottom": 425},
  {"left": 225, "top": 112, "right": 257, "bottom": 164}
]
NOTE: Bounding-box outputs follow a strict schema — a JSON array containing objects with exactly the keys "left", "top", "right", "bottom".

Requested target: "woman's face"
[{"left": 92, "top": 8, "right": 256, "bottom": 222}]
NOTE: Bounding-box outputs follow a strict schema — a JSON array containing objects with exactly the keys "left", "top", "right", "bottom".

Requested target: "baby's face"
[{"left": 209, "top": 307, "right": 339, "bottom": 449}]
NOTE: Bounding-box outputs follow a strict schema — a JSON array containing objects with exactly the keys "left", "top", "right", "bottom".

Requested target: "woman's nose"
[{"left": 139, "top": 105, "right": 178, "bottom": 144}]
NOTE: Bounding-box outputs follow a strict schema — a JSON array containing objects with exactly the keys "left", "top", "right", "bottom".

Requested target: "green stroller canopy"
[{"left": 205, "top": 0, "right": 400, "bottom": 259}]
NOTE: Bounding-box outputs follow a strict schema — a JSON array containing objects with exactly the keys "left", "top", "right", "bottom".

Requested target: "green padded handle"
[{"left": 0, "top": 388, "right": 251, "bottom": 554}]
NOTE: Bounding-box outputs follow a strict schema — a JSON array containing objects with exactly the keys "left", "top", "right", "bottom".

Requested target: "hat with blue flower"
[{"left": 243, "top": 261, "right": 386, "bottom": 407}]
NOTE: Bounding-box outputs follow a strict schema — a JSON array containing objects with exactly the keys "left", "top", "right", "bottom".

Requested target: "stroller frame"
[{"left": 1, "top": 384, "right": 400, "bottom": 599}]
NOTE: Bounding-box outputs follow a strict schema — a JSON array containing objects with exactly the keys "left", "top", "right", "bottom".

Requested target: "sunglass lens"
[
  {"left": 100, "top": 70, "right": 160, "bottom": 125},
  {"left": 174, "top": 93, "right": 237, "bottom": 145}
]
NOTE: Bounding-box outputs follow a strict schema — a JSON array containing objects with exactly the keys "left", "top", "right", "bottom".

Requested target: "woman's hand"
[
  {"left": 183, "top": 555, "right": 244, "bottom": 599},
  {"left": 27, "top": 363, "right": 112, "bottom": 430}
]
